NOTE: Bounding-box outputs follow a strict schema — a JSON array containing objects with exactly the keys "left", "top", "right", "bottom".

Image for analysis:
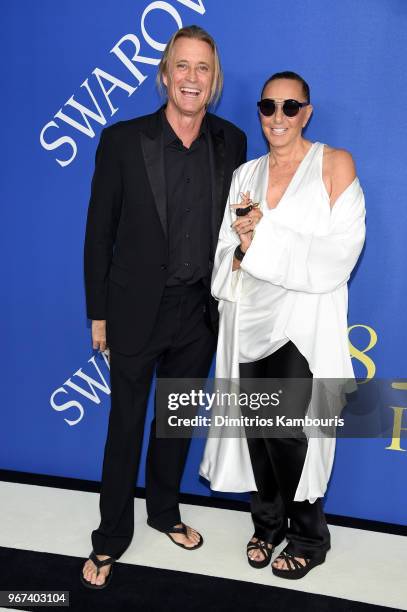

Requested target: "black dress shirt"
[{"left": 162, "top": 109, "right": 212, "bottom": 286}]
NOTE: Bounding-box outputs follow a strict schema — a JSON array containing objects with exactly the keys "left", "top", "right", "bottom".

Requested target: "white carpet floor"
[{"left": 0, "top": 481, "right": 405, "bottom": 610}]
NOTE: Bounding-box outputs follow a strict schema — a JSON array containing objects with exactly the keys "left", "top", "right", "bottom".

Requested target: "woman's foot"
[
  {"left": 246, "top": 536, "right": 274, "bottom": 568},
  {"left": 271, "top": 548, "right": 325, "bottom": 579},
  {"left": 272, "top": 554, "right": 307, "bottom": 570}
]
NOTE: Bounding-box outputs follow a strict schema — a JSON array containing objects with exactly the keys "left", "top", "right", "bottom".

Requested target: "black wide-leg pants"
[
  {"left": 239, "top": 341, "right": 331, "bottom": 559},
  {"left": 92, "top": 283, "right": 216, "bottom": 559}
]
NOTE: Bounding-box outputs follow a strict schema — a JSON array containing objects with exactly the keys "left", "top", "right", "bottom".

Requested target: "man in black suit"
[{"left": 81, "top": 25, "right": 246, "bottom": 588}]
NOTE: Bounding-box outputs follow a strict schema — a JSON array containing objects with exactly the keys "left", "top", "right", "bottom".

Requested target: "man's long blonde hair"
[{"left": 156, "top": 25, "right": 223, "bottom": 106}]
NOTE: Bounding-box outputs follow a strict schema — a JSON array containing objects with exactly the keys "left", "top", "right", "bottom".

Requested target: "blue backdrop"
[{"left": 2, "top": 0, "right": 406, "bottom": 525}]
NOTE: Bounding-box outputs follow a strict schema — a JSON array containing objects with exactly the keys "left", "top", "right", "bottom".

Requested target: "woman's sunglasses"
[{"left": 257, "top": 98, "right": 309, "bottom": 117}]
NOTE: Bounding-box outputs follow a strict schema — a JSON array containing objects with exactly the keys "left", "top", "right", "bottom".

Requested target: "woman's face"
[{"left": 259, "top": 78, "right": 313, "bottom": 149}]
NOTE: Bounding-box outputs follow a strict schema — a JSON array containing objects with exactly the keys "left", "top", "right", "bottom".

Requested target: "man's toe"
[
  {"left": 90, "top": 567, "right": 98, "bottom": 583},
  {"left": 186, "top": 530, "right": 201, "bottom": 547},
  {"left": 83, "top": 561, "right": 92, "bottom": 580},
  {"left": 98, "top": 566, "right": 111, "bottom": 585}
]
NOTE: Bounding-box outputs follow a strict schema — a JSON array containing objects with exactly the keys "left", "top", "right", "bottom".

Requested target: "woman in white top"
[{"left": 200, "top": 71, "right": 366, "bottom": 579}]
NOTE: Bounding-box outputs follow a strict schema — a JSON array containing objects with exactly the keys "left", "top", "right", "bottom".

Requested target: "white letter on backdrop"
[
  {"left": 92, "top": 68, "right": 137, "bottom": 115},
  {"left": 54, "top": 79, "right": 107, "bottom": 138},
  {"left": 50, "top": 388, "right": 84, "bottom": 426},
  {"left": 176, "top": 0, "right": 205, "bottom": 15},
  {"left": 39, "top": 121, "right": 77, "bottom": 167},
  {"left": 141, "top": 1, "right": 183, "bottom": 51},
  {"left": 111, "top": 33, "right": 160, "bottom": 83}
]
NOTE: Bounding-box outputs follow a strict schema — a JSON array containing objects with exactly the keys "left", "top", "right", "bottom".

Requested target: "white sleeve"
[
  {"left": 211, "top": 169, "right": 242, "bottom": 302},
  {"left": 241, "top": 180, "right": 366, "bottom": 294}
]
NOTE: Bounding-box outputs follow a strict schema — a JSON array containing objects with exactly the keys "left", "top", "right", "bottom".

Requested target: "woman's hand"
[{"left": 230, "top": 191, "right": 263, "bottom": 253}]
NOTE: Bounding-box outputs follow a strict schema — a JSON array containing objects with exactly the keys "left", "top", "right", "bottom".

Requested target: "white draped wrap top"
[{"left": 199, "top": 142, "right": 366, "bottom": 502}]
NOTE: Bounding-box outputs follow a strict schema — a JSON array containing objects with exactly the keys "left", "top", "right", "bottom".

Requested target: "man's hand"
[{"left": 92, "top": 320, "right": 107, "bottom": 351}]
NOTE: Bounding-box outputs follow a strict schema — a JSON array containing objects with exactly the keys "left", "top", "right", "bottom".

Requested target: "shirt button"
[
  {"left": 185, "top": 233, "right": 190, "bottom": 239},
  {"left": 160, "top": 264, "right": 167, "bottom": 270},
  {"left": 185, "top": 208, "right": 191, "bottom": 212}
]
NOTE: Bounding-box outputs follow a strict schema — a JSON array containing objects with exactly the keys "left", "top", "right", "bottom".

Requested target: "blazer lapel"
[
  {"left": 208, "top": 124, "right": 226, "bottom": 256},
  {"left": 140, "top": 114, "right": 167, "bottom": 239}
]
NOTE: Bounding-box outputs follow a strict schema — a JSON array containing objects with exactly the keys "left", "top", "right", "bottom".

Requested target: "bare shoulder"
[
  {"left": 324, "top": 145, "right": 356, "bottom": 179},
  {"left": 323, "top": 145, "right": 356, "bottom": 206}
]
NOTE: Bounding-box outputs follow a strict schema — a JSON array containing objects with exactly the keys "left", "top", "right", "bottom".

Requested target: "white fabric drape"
[{"left": 200, "top": 143, "right": 366, "bottom": 502}]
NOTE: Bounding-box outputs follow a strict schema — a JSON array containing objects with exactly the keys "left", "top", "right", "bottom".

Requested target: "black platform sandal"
[
  {"left": 80, "top": 551, "right": 115, "bottom": 589},
  {"left": 165, "top": 523, "right": 204, "bottom": 550},
  {"left": 271, "top": 548, "right": 326, "bottom": 580},
  {"left": 246, "top": 537, "right": 274, "bottom": 569}
]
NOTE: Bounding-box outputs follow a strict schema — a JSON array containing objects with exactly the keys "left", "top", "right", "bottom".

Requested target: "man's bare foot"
[
  {"left": 82, "top": 555, "right": 112, "bottom": 587},
  {"left": 167, "top": 523, "right": 202, "bottom": 548}
]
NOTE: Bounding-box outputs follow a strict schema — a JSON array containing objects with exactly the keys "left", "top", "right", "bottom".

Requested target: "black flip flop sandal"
[
  {"left": 165, "top": 523, "right": 204, "bottom": 550},
  {"left": 80, "top": 551, "right": 115, "bottom": 589},
  {"left": 271, "top": 548, "right": 326, "bottom": 580},
  {"left": 246, "top": 537, "right": 274, "bottom": 569}
]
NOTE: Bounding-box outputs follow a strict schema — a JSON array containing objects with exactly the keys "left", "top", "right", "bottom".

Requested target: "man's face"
[
  {"left": 259, "top": 79, "right": 313, "bottom": 148},
  {"left": 163, "top": 37, "right": 215, "bottom": 118}
]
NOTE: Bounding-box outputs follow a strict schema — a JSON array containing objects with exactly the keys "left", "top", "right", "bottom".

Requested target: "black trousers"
[
  {"left": 92, "top": 283, "right": 216, "bottom": 559},
  {"left": 239, "top": 341, "right": 331, "bottom": 559}
]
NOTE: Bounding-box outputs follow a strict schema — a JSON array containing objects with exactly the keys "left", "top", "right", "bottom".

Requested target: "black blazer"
[{"left": 84, "top": 107, "right": 246, "bottom": 354}]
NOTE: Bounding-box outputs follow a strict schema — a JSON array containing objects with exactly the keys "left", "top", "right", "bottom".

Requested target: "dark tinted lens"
[
  {"left": 258, "top": 99, "right": 276, "bottom": 116},
  {"left": 283, "top": 100, "right": 302, "bottom": 117}
]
